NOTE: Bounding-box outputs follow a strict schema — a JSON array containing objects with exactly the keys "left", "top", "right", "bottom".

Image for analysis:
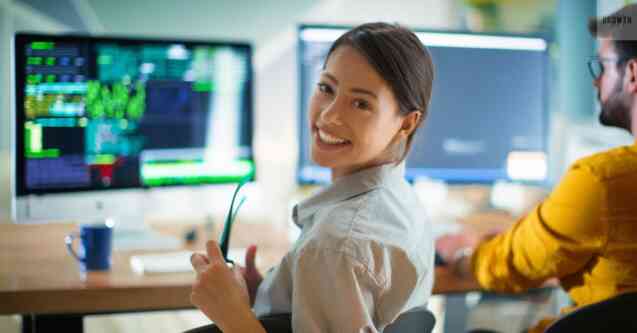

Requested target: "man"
[{"left": 438, "top": 4, "right": 637, "bottom": 333}]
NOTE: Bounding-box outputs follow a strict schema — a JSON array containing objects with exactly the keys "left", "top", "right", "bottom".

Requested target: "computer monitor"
[
  {"left": 12, "top": 33, "right": 254, "bottom": 223},
  {"left": 297, "top": 26, "right": 549, "bottom": 184}
]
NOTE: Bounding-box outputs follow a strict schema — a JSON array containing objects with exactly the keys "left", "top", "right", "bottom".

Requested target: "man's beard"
[{"left": 599, "top": 78, "right": 632, "bottom": 132}]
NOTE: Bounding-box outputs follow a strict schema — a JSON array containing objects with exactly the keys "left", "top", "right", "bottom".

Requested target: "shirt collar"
[{"left": 292, "top": 162, "right": 406, "bottom": 227}]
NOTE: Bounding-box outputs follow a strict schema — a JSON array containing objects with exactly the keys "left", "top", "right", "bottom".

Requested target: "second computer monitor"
[{"left": 297, "top": 26, "right": 549, "bottom": 184}]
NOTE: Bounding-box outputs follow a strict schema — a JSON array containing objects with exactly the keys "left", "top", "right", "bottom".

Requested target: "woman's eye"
[
  {"left": 317, "top": 83, "right": 333, "bottom": 94},
  {"left": 353, "top": 99, "right": 370, "bottom": 110}
]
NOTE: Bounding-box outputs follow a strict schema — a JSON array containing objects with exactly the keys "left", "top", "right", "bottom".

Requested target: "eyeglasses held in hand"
[{"left": 219, "top": 177, "right": 249, "bottom": 264}]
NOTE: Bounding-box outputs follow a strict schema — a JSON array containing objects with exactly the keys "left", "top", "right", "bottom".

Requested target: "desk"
[
  {"left": 0, "top": 217, "right": 510, "bottom": 332},
  {"left": 0, "top": 222, "right": 290, "bottom": 332}
]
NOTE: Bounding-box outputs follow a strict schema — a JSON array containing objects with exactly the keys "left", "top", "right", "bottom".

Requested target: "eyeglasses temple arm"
[{"left": 219, "top": 178, "right": 249, "bottom": 261}]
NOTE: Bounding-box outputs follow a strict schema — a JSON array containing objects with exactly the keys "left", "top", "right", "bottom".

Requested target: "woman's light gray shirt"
[{"left": 253, "top": 163, "right": 434, "bottom": 332}]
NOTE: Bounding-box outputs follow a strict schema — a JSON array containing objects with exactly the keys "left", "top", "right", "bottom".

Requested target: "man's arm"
[{"left": 471, "top": 164, "right": 607, "bottom": 292}]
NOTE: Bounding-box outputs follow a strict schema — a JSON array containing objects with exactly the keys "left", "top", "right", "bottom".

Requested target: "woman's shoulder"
[
  {"left": 297, "top": 223, "right": 428, "bottom": 291},
  {"left": 307, "top": 187, "right": 430, "bottom": 255},
  {"left": 310, "top": 186, "right": 427, "bottom": 240},
  {"left": 320, "top": 183, "right": 423, "bottom": 219}
]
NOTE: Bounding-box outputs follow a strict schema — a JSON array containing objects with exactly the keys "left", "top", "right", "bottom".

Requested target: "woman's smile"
[{"left": 312, "top": 126, "right": 352, "bottom": 152}]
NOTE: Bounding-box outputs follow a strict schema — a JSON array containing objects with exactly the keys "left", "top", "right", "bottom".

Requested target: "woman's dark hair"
[
  {"left": 589, "top": 4, "right": 637, "bottom": 69},
  {"left": 323, "top": 22, "right": 434, "bottom": 162}
]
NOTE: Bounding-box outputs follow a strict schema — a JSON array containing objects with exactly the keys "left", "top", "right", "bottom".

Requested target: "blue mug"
[{"left": 65, "top": 220, "right": 114, "bottom": 271}]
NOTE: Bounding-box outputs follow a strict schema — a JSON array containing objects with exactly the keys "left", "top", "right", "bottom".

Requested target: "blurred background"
[
  {"left": 2, "top": 0, "right": 633, "bottom": 226},
  {"left": 1, "top": 0, "right": 635, "bottom": 332}
]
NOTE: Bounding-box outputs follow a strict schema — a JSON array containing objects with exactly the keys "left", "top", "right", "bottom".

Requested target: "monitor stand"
[{"left": 14, "top": 190, "right": 182, "bottom": 251}]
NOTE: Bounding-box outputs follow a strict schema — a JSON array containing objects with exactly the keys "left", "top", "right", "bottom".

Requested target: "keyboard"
[
  {"left": 431, "top": 220, "right": 462, "bottom": 239},
  {"left": 129, "top": 248, "right": 252, "bottom": 274},
  {"left": 113, "top": 228, "right": 182, "bottom": 251},
  {"left": 130, "top": 251, "right": 195, "bottom": 274}
]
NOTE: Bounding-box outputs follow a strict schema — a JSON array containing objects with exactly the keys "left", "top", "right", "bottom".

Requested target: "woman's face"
[{"left": 309, "top": 45, "right": 407, "bottom": 179}]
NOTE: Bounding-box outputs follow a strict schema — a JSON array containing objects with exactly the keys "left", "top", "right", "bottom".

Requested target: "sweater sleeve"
[{"left": 471, "top": 164, "right": 607, "bottom": 292}]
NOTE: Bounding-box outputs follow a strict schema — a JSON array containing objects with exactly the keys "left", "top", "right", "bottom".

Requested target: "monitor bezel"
[{"left": 14, "top": 32, "right": 255, "bottom": 196}]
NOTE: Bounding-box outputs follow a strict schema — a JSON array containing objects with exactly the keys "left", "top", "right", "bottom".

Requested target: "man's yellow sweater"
[{"left": 471, "top": 142, "right": 637, "bottom": 332}]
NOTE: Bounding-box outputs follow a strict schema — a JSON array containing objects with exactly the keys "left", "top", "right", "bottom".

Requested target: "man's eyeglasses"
[{"left": 588, "top": 57, "right": 629, "bottom": 80}]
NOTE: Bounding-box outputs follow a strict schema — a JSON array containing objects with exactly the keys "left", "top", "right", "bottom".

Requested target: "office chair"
[
  {"left": 544, "top": 291, "right": 637, "bottom": 333},
  {"left": 384, "top": 306, "right": 436, "bottom": 333},
  {"left": 184, "top": 306, "right": 435, "bottom": 333}
]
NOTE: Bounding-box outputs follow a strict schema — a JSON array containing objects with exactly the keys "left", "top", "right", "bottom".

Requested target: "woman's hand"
[
  {"left": 190, "top": 241, "right": 265, "bottom": 333},
  {"left": 236, "top": 245, "right": 263, "bottom": 306}
]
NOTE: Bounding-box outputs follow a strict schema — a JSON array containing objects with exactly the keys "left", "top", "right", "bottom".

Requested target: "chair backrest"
[
  {"left": 183, "top": 306, "right": 435, "bottom": 333},
  {"left": 385, "top": 306, "right": 436, "bottom": 333},
  {"left": 545, "top": 291, "right": 637, "bottom": 333}
]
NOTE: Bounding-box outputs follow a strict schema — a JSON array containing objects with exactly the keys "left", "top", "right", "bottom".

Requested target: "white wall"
[
  {"left": 0, "top": 0, "right": 460, "bottom": 224},
  {"left": 0, "top": 0, "right": 73, "bottom": 223},
  {"left": 1, "top": 0, "right": 12, "bottom": 222}
]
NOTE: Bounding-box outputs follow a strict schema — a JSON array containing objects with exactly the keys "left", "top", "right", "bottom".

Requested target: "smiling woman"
[
  {"left": 188, "top": 22, "right": 436, "bottom": 333},
  {"left": 310, "top": 46, "right": 407, "bottom": 179},
  {"left": 309, "top": 30, "right": 432, "bottom": 179},
  {"left": 312, "top": 23, "right": 434, "bottom": 172}
]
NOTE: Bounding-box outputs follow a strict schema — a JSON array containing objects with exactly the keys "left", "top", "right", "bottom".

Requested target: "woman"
[{"left": 190, "top": 22, "right": 435, "bottom": 333}]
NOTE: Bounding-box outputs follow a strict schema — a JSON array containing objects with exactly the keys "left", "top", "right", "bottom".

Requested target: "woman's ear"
[
  {"left": 626, "top": 60, "right": 637, "bottom": 93},
  {"left": 399, "top": 110, "right": 422, "bottom": 138}
]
